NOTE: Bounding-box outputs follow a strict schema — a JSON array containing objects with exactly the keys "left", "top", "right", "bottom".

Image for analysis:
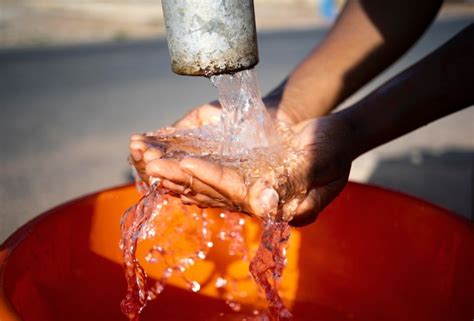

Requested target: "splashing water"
[
  {"left": 249, "top": 219, "right": 292, "bottom": 320},
  {"left": 120, "top": 188, "right": 213, "bottom": 320},
  {"left": 211, "top": 69, "right": 278, "bottom": 156},
  {"left": 121, "top": 69, "right": 303, "bottom": 320}
]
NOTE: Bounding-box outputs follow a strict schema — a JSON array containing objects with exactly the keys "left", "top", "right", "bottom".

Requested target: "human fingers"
[
  {"left": 180, "top": 159, "right": 288, "bottom": 217},
  {"left": 161, "top": 179, "right": 225, "bottom": 202},
  {"left": 173, "top": 104, "right": 221, "bottom": 129},
  {"left": 247, "top": 180, "right": 279, "bottom": 218},
  {"left": 195, "top": 104, "right": 221, "bottom": 126},
  {"left": 146, "top": 159, "right": 188, "bottom": 185},
  {"left": 130, "top": 134, "right": 164, "bottom": 162},
  {"left": 143, "top": 148, "right": 162, "bottom": 163},
  {"left": 129, "top": 137, "right": 150, "bottom": 181},
  {"left": 130, "top": 134, "right": 165, "bottom": 181},
  {"left": 147, "top": 159, "right": 226, "bottom": 200},
  {"left": 129, "top": 135, "right": 147, "bottom": 163},
  {"left": 180, "top": 194, "right": 228, "bottom": 209},
  {"left": 179, "top": 158, "right": 248, "bottom": 208}
]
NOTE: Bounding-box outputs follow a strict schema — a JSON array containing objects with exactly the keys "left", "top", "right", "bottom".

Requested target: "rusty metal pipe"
[{"left": 161, "top": 0, "right": 259, "bottom": 77}]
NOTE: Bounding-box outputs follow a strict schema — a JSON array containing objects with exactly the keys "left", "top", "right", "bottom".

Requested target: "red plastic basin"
[{"left": 1, "top": 182, "right": 473, "bottom": 321}]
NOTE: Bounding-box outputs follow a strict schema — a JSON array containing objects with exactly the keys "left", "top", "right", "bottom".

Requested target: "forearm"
[
  {"left": 339, "top": 24, "right": 474, "bottom": 159},
  {"left": 267, "top": 0, "right": 442, "bottom": 123}
]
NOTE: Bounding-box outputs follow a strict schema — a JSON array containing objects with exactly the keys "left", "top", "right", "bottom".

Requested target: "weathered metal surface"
[{"left": 161, "top": 0, "right": 259, "bottom": 76}]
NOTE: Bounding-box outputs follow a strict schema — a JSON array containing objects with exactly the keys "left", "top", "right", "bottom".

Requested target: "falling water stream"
[{"left": 120, "top": 69, "right": 304, "bottom": 321}]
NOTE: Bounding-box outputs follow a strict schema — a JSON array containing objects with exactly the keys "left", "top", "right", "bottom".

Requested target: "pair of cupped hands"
[{"left": 130, "top": 99, "right": 353, "bottom": 226}]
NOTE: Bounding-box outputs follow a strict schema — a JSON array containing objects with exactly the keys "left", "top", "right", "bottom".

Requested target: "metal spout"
[{"left": 161, "top": 0, "right": 259, "bottom": 77}]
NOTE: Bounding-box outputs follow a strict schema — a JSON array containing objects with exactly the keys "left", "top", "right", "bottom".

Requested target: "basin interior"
[{"left": 1, "top": 183, "right": 473, "bottom": 321}]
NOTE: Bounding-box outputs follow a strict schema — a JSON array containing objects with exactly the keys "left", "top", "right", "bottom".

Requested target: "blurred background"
[{"left": 0, "top": 0, "right": 473, "bottom": 242}]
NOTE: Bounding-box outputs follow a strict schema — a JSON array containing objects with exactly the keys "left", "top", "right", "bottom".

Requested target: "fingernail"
[
  {"left": 130, "top": 141, "right": 144, "bottom": 161},
  {"left": 250, "top": 187, "right": 279, "bottom": 218},
  {"left": 143, "top": 149, "right": 161, "bottom": 162}
]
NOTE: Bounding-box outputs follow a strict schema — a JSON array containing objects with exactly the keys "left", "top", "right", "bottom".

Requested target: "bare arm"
[
  {"left": 138, "top": 24, "right": 474, "bottom": 226},
  {"left": 340, "top": 23, "right": 474, "bottom": 159},
  {"left": 267, "top": 0, "right": 443, "bottom": 124}
]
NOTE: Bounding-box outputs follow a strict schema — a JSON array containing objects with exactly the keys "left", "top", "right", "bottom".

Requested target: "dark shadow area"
[{"left": 367, "top": 148, "right": 473, "bottom": 220}]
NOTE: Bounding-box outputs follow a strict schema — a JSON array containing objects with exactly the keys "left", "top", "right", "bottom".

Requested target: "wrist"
[
  {"left": 334, "top": 108, "right": 366, "bottom": 161},
  {"left": 263, "top": 86, "right": 303, "bottom": 125},
  {"left": 264, "top": 74, "right": 346, "bottom": 125}
]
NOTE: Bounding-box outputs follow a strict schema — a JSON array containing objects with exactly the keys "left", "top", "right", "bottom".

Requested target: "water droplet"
[
  {"left": 190, "top": 281, "right": 201, "bottom": 292},
  {"left": 147, "top": 291, "right": 157, "bottom": 300},
  {"left": 153, "top": 245, "right": 165, "bottom": 254},
  {"left": 215, "top": 277, "right": 227, "bottom": 288},
  {"left": 163, "top": 267, "right": 173, "bottom": 278},
  {"left": 197, "top": 251, "right": 206, "bottom": 260},
  {"left": 145, "top": 253, "right": 158, "bottom": 263},
  {"left": 154, "top": 282, "right": 164, "bottom": 295},
  {"left": 207, "top": 241, "right": 214, "bottom": 248},
  {"left": 227, "top": 301, "right": 241, "bottom": 312}
]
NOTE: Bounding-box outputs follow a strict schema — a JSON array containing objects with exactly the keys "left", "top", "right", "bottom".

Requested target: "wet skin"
[{"left": 130, "top": 107, "right": 353, "bottom": 226}]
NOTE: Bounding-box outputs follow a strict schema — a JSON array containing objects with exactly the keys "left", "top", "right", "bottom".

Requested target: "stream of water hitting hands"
[{"left": 120, "top": 69, "right": 300, "bottom": 321}]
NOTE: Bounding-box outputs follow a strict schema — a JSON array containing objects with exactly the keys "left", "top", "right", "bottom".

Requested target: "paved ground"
[{"left": 0, "top": 15, "right": 473, "bottom": 242}]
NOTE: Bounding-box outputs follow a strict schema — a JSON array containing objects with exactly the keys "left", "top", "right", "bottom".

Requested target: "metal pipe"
[{"left": 161, "top": 0, "right": 259, "bottom": 77}]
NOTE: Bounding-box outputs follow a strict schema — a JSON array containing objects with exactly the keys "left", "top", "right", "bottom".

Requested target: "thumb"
[{"left": 248, "top": 180, "right": 279, "bottom": 219}]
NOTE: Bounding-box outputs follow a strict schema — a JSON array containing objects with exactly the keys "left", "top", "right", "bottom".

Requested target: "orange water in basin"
[{"left": 1, "top": 182, "right": 473, "bottom": 321}]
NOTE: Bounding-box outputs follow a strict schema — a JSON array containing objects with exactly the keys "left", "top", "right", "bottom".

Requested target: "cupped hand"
[
  {"left": 129, "top": 102, "right": 221, "bottom": 181},
  {"left": 140, "top": 114, "right": 354, "bottom": 226},
  {"left": 129, "top": 99, "right": 294, "bottom": 183}
]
